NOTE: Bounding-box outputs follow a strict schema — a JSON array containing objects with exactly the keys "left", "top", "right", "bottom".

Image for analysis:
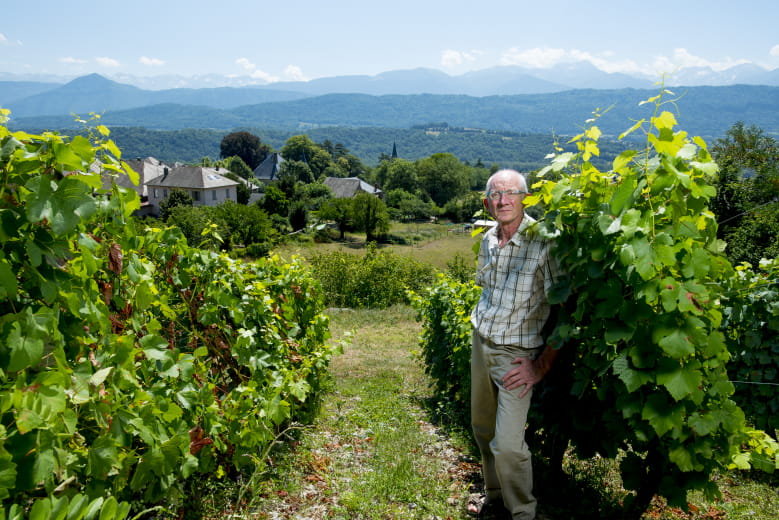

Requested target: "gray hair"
[{"left": 486, "top": 169, "right": 528, "bottom": 194}]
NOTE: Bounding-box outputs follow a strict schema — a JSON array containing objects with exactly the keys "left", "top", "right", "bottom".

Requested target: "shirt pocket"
[{"left": 476, "top": 259, "right": 495, "bottom": 287}]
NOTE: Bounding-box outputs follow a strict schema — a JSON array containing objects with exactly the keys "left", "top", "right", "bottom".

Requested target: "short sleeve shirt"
[{"left": 470, "top": 214, "right": 561, "bottom": 349}]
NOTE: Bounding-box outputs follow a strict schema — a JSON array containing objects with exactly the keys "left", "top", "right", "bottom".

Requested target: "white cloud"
[
  {"left": 500, "top": 47, "right": 567, "bottom": 69},
  {"left": 497, "top": 45, "right": 756, "bottom": 76},
  {"left": 139, "top": 56, "right": 165, "bottom": 67},
  {"left": 651, "top": 48, "right": 749, "bottom": 73},
  {"left": 441, "top": 49, "right": 483, "bottom": 69},
  {"left": 1, "top": 33, "right": 23, "bottom": 46},
  {"left": 235, "top": 57, "right": 282, "bottom": 83},
  {"left": 61, "top": 56, "right": 88, "bottom": 65},
  {"left": 770, "top": 44, "right": 779, "bottom": 57},
  {"left": 96, "top": 56, "right": 120, "bottom": 67},
  {"left": 236, "top": 57, "right": 256, "bottom": 72},
  {"left": 283, "top": 65, "right": 307, "bottom": 82}
]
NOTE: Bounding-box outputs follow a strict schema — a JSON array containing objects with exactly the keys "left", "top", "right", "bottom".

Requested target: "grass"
[
  {"left": 275, "top": 221, "right": 478, "bottom": 271},
  {"left": 232, "top": 305, "right": 479, "bottom": 519}
]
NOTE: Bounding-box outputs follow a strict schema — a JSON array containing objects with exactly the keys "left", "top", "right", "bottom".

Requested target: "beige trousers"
[{"left": 471, "top": 331, "right": 538, "bottom": 520}]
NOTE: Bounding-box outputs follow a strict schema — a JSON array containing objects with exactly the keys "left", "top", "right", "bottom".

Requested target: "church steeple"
[{"left": 391, "top": 141, "right": 398, "bottom": 160}]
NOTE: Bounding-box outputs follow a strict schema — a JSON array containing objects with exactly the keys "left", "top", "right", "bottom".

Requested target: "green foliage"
[
  {"left": 0, "top": 117, "right": 336, "bottom": 518},
  {"left": 308, "top": 244, "right": 436, "bottom": 308},
  {"left": 317, "top": 198, "right": 353, "bottom": 240},
  {"left": 158, "top": 188, "right": 193, "bottom": 221},
  {"left": 710, "top": 122, "right": 779, "bottom": 265},
  {"left": 721, "top": 259, "right": 779, "bottom": 435},
  {"left": 259, "top": 184, "right": 290, "bottom": 217},
  {"left": 385, "top": 189, "right": 438, "bottom": 222},
  {"left": 529, "top": 99, "right": 744, "bottom": 515},
  {"left": 442, "top": 192, "right": 484, "bottom": 223},
  {"left": 416, "top": 153, "right": 471, "bottom": 206},
  {"left": 219, "top": 131, "right": 270, "bottom": 170},
  {"left": 351, "top": 193, "right": 390, "bottom": 242},
  {"left": 409, "top": 274, "right": 479, "bottom": 425},
  {"left": 412, "top": 95, "right": 779, "bottom": 518},
  {"left": 288, "top": 201, "right": 308, "bottom": 231},
  {"left": 224, "top": 155, "right": 254, "bottom": 180}
]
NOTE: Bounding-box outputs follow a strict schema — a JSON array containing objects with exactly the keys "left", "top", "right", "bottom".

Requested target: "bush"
[
  {"left": 309, "top": 243, "right": 436, "bottom": 308},
  {"left": 721, "top": 259, "right": 779, "bottom": 436},
  {"left": 409, "top": 274, "right": 479, "bottom": 426}
]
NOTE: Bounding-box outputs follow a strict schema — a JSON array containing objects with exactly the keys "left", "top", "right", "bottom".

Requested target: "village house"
[
  {"left": 146, "top": 165, "right": 239, "bottom": 216},
  {"left": 253, "top": 152, "right": 284, "bottom": 183},
  {"left": 323, "top": 177, "right": 383, "bottom": 199}
]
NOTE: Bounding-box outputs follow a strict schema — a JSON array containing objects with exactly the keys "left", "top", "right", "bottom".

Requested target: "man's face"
[{"left": 484, "top": 173, "right": 525, "bottom": 226}]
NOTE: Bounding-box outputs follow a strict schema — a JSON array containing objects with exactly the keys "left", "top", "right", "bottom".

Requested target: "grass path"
[{"left": 250, "top": 305, "right": 480, "bottom": 519}]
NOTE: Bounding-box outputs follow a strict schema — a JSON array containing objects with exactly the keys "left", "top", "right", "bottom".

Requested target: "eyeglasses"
[{"left": 487, "top": 189, "right": 527, "bottom": 201}]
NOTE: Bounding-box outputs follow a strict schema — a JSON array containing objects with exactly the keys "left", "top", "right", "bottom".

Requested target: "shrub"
[
  {"left": 309, "top": 243, "right": 436, "bottom": 308},
  {"left": 409, "top": 274, "right": 479, "bottom": 426},
  {"left": 721, "top": 259, "right": 779, "bottom": 436}
]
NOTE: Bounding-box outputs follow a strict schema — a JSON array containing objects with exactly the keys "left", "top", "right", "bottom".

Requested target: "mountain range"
[
  {"left": 3, "top": 65, "right": 779, "bottom": 140},
  {"left": 3, "top": 62, "right": 779, "bottom": 94}
]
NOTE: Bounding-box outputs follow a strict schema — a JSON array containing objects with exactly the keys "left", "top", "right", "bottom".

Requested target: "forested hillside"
[
  {"left": 10, "top": 85, "right": 779, "bottom": 140},
  {"left": 100, "top": 126, "right": 629, "bottom": 170}
]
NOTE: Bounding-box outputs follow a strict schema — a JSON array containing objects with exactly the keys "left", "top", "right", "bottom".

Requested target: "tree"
[
  {"left": 318, "top": 198, "right": 353, "bottom": 240},
  {"left": 384, "top": 159, "right": 419, "bottom": 193},
  {"left": 220, "top": 131, "right": 270, "bottom": 170},
  {"left": 298, "top": 182, "right": 333, "bottom": 212},
  {"left": 279, "top": 159, "right": 314, "bottom": 184},
  {"left": 415, "top": 153, "right": 471, "bottom": 206},
  {"left": 281, "top": 135, "right": 330, "bottom": 178},
  {"left": 258, "top": 184, "right": 289, "bottom": 217},
  {"left": 212, "top": 200, "right": 276, "bottom": 247},
  {"left": 288, "top": 201, "right": 308, "bottom": 231},
  {"left": 159, "top": 188, "right": 193, "bottom": 221},
  {"left": 385, "top": 189, "right": 436, "bottom": 222},
  {"left": 710, "top": 122, "right": 779, "bottom": 265},
  {"left": 442, "top": 191, "right": 484, "bottom": 222},
  {"left": 225, "top": 155, "right": 254, "bottom": 180},
  {"left": 351, "top": 193, "right": 389, "bottom": 242}
]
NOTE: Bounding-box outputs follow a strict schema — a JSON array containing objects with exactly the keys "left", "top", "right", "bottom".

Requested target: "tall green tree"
[
  {"left": 220, "top": 131, "right": 270, "bottom": 170},
  {"left": 415, "top": 153, "right": 471, "bottom": 206},
  {"left": 351, "top": 193, "right": 389, "bottom": 242},
  {"left": 281, "top": 135, "right": 331, "bottom": 179},
  {"left": 259, "top": 184, "right": 289, "bottom": 218},
  {"left": 318, "top": 198, "right": 353, "bottom": 240},
  {"left": 225, "top": 155, "right": 254, "bottom": 180},
  {"left": 384, "top": 159, "right": 419, "bottom": 193}
]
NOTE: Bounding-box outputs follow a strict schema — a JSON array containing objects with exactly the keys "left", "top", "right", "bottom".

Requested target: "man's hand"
[
  {"left": 502, "top": 345, "right": 560, "bottom": 399},
  {"left": 502, "top": 358, "right": 544, "bottom": 398}
]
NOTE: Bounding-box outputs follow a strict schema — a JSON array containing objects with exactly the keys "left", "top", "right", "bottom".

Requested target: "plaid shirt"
[{"left": 471, "top": 214, "right": 561, "bottom": 349}]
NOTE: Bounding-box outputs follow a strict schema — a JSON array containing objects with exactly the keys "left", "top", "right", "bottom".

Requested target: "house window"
[
  {"left": 212, "top": 190, "right": 217, "bottom": 201},
  {"left": 225, "top": 188, "right": 230, "bottom": 199},
  {"left": 163, "top": 189, "right": 168, "bottom": 198},
  {"left": 191, "top": 191, "right": 200, "bottom": 202},
  {"left": 153, "top": 188, "right": 159, "bottom": 198}
]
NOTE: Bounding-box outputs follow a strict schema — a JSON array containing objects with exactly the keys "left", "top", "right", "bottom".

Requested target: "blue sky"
[{"left": 2, "top": 0, "right": 778, "bottom": 83}]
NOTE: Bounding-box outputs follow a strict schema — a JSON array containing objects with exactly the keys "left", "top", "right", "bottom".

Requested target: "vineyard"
[
  {"left": 412, "top": 93, "right": 779, "bottom": 519},
  {"left": 1, "top": 87, "right": 778, "bottom": 520},
  {"left": 0, "top": 110, "right": 338, "bottom": 518}
]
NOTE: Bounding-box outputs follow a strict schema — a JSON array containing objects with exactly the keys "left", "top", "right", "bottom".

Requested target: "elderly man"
[{"left": 470, "top": 169, "right": 561, "bottom": 520}]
